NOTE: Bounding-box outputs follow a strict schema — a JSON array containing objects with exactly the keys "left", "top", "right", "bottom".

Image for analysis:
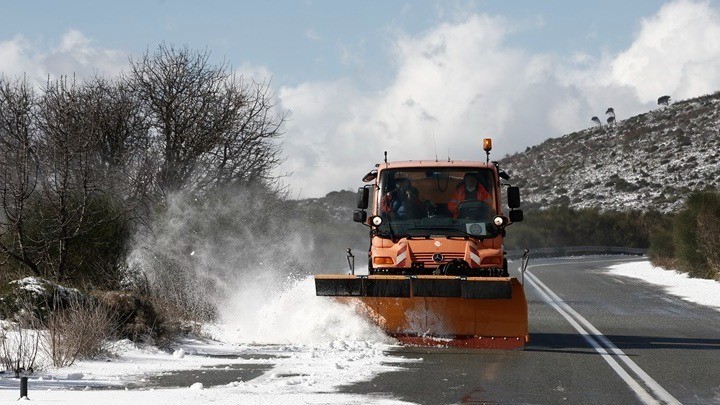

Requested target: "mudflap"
[{"left": 314, "top": 274, "right": 529, "bottom": 349}]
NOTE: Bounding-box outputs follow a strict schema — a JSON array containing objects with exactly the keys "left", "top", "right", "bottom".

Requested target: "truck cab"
[{"left": 355, "top": 159, "right": 523, "bottom": 277}]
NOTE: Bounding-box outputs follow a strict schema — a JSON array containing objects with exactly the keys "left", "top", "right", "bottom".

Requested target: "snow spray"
[{"left": 127, "top": 185, "right": 389, "bottom": 345}]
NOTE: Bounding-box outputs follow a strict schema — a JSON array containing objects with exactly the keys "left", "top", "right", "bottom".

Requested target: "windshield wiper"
[{"left": 406, "top": 226, "right": 475, "bottom": 238}]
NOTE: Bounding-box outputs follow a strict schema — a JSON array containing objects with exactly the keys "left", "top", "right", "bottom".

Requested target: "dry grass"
[{"left": 649, "top": 256, "right": 677, "bottom": 270}]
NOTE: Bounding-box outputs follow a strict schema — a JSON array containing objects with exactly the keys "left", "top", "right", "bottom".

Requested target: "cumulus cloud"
[
  {"left": 278, "top": 14, "right": 581, "bottom": 196},
  {"left": 279, "top": 0, "right": 720, "bottom": 197},
  {"left": 611, "top": 0, "right": 720, "bottom": 102},
  {"left": 0, "top": 30, "right": 126, "bottom": 83}
]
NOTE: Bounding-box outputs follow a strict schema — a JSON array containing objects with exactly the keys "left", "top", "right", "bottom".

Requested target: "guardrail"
[{"left": 506, "top": 246, "right": 647, "bottom": 260}]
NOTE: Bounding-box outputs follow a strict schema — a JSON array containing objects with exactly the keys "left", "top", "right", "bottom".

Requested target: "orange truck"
[{"left": 315, "top": 139, "right": 528, "bottom": 349}]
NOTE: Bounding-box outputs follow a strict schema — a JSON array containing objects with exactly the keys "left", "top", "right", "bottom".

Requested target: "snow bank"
[
  {"left": 0, "top": 274, "right": 413, "bottom": 404},
  {"left": 1, "top": 389, "right": 412, "bottom": 404},
  {"left": 607, "top": 261, "right": 720, "bottom": 310}
]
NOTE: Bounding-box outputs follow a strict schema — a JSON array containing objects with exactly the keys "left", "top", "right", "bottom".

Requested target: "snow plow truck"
[{"left": 315, "top": 139, "right": 528, "bottom": 349}]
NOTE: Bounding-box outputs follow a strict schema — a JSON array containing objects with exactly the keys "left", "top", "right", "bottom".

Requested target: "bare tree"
[
  {"left": 192, "top": 79, "right": 286, "bottom": 191},
  {"left": 0, "top": 76, "right": 43, "bottom": 277},
  {"left": 84, "top": 76, "right": 155, "bottom": 209},
  {"left": 35, "top": 76, "right": 136, "bottom": 284},
  {"left": 0, "top": 76, "right": 142, "bottom": 286},
  {"left": 34, "top": 76, "right": 100, "bottom": 281},
  {"left": 130, "top": 45, "right": 242, "bottom": 192},
  {"left": 1, "top": 43, "right": 288, "bottom": 287}
]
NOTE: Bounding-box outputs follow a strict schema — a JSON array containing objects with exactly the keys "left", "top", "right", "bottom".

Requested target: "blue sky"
[
  {"left": 2, "top": 0, "right": 719, "bottom": 196},
  {"left": 1, "top": 1, "right": 665, "bottom": 85}
]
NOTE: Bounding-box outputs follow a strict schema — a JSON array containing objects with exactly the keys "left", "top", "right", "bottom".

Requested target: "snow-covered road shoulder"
[
  {"left": 1, "top": 276, "right": 419, "bottom": 404},
  {"left": 607, "top": 260, "right": 720, "bottom": 310}
]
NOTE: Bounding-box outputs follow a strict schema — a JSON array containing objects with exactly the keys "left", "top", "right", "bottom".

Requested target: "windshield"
[{"left": 376, "top": 168, "right": 499, "bottom": 238}]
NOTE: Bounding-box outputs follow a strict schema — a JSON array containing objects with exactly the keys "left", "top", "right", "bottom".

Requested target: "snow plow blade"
[{"left": 315, "top": 275, "right": 528, "bottom": 349}]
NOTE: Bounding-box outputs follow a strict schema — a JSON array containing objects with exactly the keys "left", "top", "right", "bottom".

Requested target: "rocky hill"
[
  {"left": 308, "top": 92, "right": 720, "bottom": 216},
  {"left": 501, "top": 91, "right": 720, "bottom": 213}
]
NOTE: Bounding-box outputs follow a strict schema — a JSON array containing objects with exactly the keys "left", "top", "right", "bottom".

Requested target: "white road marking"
[{"left": 523, "top": 260, "right": 681, "bottom": 405}]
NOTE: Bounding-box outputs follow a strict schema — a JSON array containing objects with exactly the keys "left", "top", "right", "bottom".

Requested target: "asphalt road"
[{"left": 341, "top": 255, "right": 720, "bottom": 404}]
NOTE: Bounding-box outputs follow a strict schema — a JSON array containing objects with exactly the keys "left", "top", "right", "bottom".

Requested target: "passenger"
[
  {"left": 448, "top": 173, "right": 493, "bottom": 219},
  {"left": 381, "top": 178, "right": 425, "bottom": 219}
]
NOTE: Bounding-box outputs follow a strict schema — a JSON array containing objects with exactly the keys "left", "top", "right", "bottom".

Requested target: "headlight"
[
  {"left": 493, "top": 216, "right": 505, "bottom": 227},
  {"left": 371, "top": 216, "right": 383, "bottom": 226}
]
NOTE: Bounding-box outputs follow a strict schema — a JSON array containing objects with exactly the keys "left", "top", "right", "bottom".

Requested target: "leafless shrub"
[
  {"left": 95, "top": 290, "right": 179, "bottom": 345},
  {"left": 0, "top": 300, "right": 42, "bottom": 375},
  {"left": 42, "top": 297, "right": 115, "bottom": 367}
]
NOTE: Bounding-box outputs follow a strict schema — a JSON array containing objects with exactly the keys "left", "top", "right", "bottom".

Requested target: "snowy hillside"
[{"left": 501, "top": 91, "right": 720, "bottom": 213}]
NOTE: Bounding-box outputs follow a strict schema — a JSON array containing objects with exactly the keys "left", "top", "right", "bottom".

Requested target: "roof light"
[{"left": 483, "top": 138, "right": 493, "bottom": 153}]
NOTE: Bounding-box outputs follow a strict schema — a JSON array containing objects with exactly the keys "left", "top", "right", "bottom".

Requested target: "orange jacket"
[{"left": 448, "top": 185, "right": 492, "bottom": 218}]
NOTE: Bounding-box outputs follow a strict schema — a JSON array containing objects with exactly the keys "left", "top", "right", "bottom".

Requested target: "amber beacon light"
[
  {"left": 483, "top": 138, "right": 493, "bottom": 162},
  {"left": 483, "top": 138, "right": 493, "bottom": 152}
]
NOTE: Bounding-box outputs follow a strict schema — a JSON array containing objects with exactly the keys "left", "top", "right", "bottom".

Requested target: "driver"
[{"left": 448, "top": 173, "right": 493, "bottom": 219}]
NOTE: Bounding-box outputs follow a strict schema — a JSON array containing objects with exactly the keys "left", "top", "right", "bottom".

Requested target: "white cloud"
[
  {"left": 278, "top": 0, "right": 720, "bottom": 197},
  {"left": 0, "top": 35, "right": 44, "bottom": 79},
  {"left": 278, "top": 14, "right": 577, "bottom": 196},
  {"left": 234, "top": 62, "right": 273, "bottom": 83},
  {"left": 0, "top": 30, "right": 126, "bottom": 84},
  {"left": 611, "top": 0, "right": 720, "bottom": 102}
]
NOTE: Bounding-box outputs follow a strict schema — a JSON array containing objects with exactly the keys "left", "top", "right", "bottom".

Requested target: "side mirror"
[
  {"left": 353, "top": 210, "right": 367, "bottom": 223},
  {"left": 508, "top": 186, "right": 521, "bottom": 209},
  {"left": 357, "top": 187, "right": 369, "bottom": 209},
  {"left": 509, "top": 209, "right": 523, "bottom": 223}
]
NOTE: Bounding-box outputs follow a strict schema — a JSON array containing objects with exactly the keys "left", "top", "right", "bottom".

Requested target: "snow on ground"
[
  {"left": 607, "top": 260, "right": 720, "bottom": 310},
  {"left": 0, "top": 277, "right": 416, "bottom": 404}
]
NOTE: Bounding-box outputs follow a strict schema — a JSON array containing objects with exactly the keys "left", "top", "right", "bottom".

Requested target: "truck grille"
[{"left": 412, "top": 252, "right": 465, "bottom": 265}]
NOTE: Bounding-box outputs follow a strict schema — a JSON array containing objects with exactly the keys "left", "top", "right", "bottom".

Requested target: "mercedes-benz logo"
[{"left": 432, "top": 253, "right": 444, "bottom": 263}]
